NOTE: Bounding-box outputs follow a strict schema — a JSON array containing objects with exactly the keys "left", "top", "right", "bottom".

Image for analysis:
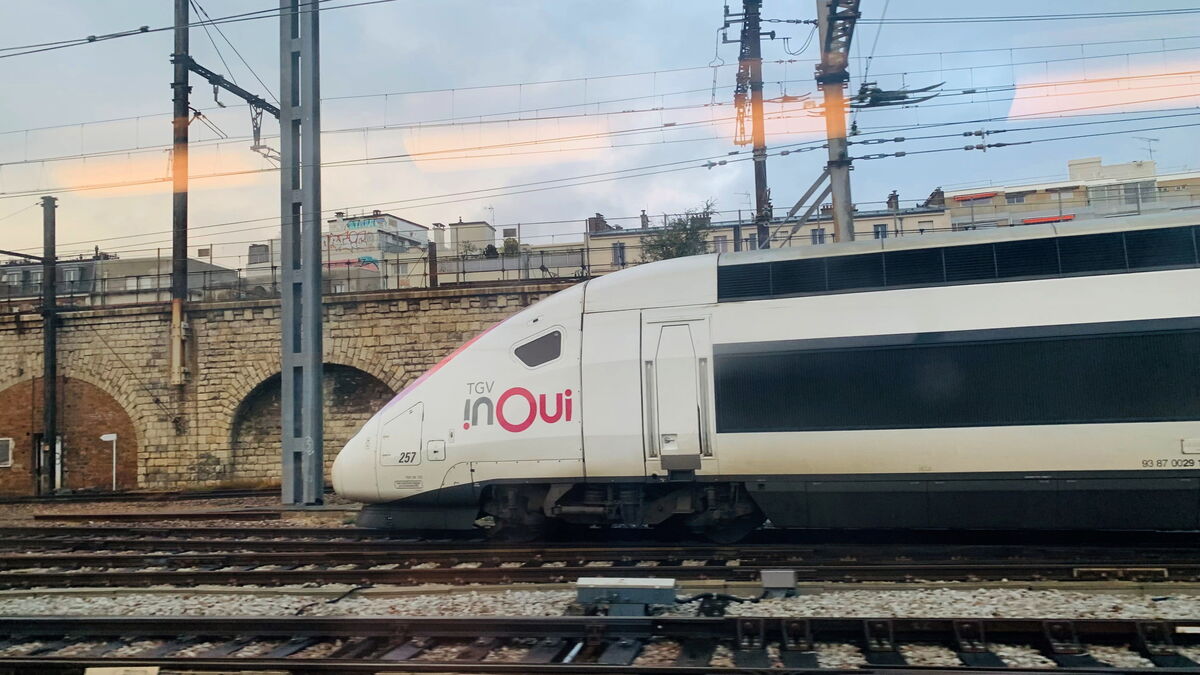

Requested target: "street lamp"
[{"left": 99, "top": 433, "right": 117, "bottom": 491}]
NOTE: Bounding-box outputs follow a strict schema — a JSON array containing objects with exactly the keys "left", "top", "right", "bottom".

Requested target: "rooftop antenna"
[{"left": 1132, "top": 137, "right": 1159, "bottom": 162}]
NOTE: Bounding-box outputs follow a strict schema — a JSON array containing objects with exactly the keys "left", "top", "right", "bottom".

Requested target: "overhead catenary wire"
[
  {"left": 857, "top": 8, "right": 1200, "bottom": 24},
  {"left": 4, "top": 37, "right": 1197, "bottom": 143},
  {"left": 0, "top": 0, "right": 403, "bottom": 59},
  {"left": 7, "top": 96, "right": 1199, "bottom": 253},
  {"left": 850, "top": 120, "right": 1200, "bottom": 161},
  {"left": 853, "top": 0, "right": 890, "bottom": 128},
  {"left": 190, "top": 0, "right": 236, "bottom": 87},
  {"left": 9, "top": 109, "right": 1197, "bottom": 258},
  {"left": 0, "top": 106, "right": 820, "bottom": 197},
  {"left": 191, "top": 0, "right": 280, "bottom": 104},
  {"left": 6, "top": 61, "right": 1199, "bottom": 173}
]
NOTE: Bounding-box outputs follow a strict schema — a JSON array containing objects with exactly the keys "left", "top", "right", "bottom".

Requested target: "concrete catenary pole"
[
  {"left": 279, "top": 0, "right": 325, "bottom": 505},
  {"left": 815, "top": 0, "right": 859, "bottom": 242},
  {"left": 169, "top": 0, "right": 190, "bottom": 385},
  {"left": 742, "top": 0, "right": 772, "bottom": 249},
  {"left": 40, "top": 195, "right": 57, "bottom": 496}
]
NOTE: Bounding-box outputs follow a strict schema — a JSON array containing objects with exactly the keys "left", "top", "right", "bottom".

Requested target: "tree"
[
  {"left": 640, "top": 200, "right": 716, "bottom": 262},
  {"left": 502, "top": 237, "right": 520, "bottom": 255},
  {"left": 483, "top": 244, "right": 500, "bottom": 259}
]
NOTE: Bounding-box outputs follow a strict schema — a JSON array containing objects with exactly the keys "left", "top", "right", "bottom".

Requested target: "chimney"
[
  {"left": 586, "top": 213, "right": 612, "bottom": 234},
  {"left": 640, "top": 209, "right": 649, "bottom": 229}
]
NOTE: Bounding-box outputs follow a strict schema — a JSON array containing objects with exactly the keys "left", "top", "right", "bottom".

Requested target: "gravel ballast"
[
  {"left": 727, "top": 588, "right": 1200, "bottom": 619},
  {"left": 2, "top": 586, "right": 1198, "bottom": 620}
]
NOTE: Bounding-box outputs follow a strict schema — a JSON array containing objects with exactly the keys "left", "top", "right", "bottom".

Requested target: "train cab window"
[{"left": 515, "top": 330, "right": 562, "bottom": 368}]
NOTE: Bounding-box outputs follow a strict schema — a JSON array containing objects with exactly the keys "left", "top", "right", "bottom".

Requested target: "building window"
[
  {"left": 0, "top": 438, "right": 11, "bottom": 468},
  {"left": 714, "top": 235, "right": 729, "bottom": 253},
  {"left": 514, "top": 330, "right": 562, "bottom": 368},
  {"left": 811, "top": 228, "right": 826, "bottom": 245},
  {"left": 873, "top": 224, "right": 889, "bottom": 239},
  {"left": 248, "top": 244, "right": 271, "bottom": 265},
  {"left": 917, "top": 220, "right": 934, "bottom": 233},
  {"left": 1005, "top": 194, "right": 1026, "bottom": 204},
  {"left": 1124, "top": 181, "right": 1156, "bottom": 206},
  {"left": 611, "top": 242, "right": 627, "bottom": 267}
]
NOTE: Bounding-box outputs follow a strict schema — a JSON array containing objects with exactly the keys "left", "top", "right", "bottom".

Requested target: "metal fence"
[{"left": 4, "top": 189, "right": 1199, "bottom": 313}]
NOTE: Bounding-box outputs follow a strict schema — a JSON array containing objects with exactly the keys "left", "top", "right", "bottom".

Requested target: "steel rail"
[
  {"left": 0, "top": 487, "right": 286, "bottom": 505},
  {"left": 7, "top": 524, "right": 1200, "bottom": 550},
  {"left": 0, "top": 560, "right": 1191, "bottom": 589},
  {"left": 1, "top": 616, "right": 1199, "bottom": 672},
  {"left": 4, "top": 535, "right": 1200, "bottom": 587}
]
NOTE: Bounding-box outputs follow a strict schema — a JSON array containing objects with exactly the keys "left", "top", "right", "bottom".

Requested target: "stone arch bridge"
[{"left": 0, "top": 281, "right": 570, "bottom": 495}]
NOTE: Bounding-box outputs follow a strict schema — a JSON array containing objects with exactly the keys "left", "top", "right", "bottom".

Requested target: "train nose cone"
[{"left": 332, "top": 429, "right": 380, "bottom": 502}]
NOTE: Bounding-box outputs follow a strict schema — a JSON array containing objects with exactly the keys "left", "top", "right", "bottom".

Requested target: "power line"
[
  {"left": 13, "top": 106, "right": 1199, "bottom": 256},
  {"left": 4, "top": 36, "right": 1195, "bottom": 138},
  {"left": 849, "top": 34, "right": 1200, "bottom": 60},
  {"left": 0, "top": 106, "right": 817, "bottom": 194},
  {"left": 0, "top": 0, "right": 402, "bottom": 60},
  {"left": 8, "top": 61, "right": 1197, "bottom": 171},
  {"left": 0, "top": 94, "right": 754, "bottom": 169},
  {"left": 852, "top": 120, "right": 1200, "bottom": 160},
  {"left": 191, "top": 0, "right": 280, "bottom": 104},
  {"left": 190, "top": 0, "right": 236, "bottom": 87},
  {"left": 3, "top": 138, "right": 823, "bottom": 253},
  {"left": 859, "top": 8, "right": 1200, "bottom": 25},
  {"left": 865, "top": 43, "right": 1200, "bottom": 82}
]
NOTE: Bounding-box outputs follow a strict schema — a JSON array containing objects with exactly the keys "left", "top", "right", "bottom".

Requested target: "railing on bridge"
[{"left": 4, "top": 190, "right": 1198, "bottom": 313}]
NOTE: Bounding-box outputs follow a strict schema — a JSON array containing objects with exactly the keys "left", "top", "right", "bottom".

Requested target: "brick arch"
[
  {"left": 216, "top": 346, "right": 402, "bottom": 454},
  {"left": 325, "top": 339, "right": 406, "bottom": 392},
  {"left": 56, "top": 356, "right": 147, "bottom": 443},
  {"left": 0, "top": 355, "right": 143, "bottom": 443},
  {"left": 225, "top": 363, "right": 395, "bottom": 481},
  {"left": 0, "top": 367, "right": 142, "bottom": 494}
]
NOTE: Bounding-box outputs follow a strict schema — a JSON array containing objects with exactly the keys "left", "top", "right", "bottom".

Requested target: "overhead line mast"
[
  {"left": 171, "top": 0, "right": 319, "bottom": 504},
  {"left": 170, "top": 0, "right": 190, "bottom": 386},
  {"left": 724, "top": 1, "right": 776, "bottom": 249},
  {"left": 815, "top": 0, "right": 860, "bottom": 242}
]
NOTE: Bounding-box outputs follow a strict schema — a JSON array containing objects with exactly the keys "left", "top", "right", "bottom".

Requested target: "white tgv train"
[{"left": 333, "top": 212, "right": 1200, "bottom": 540}]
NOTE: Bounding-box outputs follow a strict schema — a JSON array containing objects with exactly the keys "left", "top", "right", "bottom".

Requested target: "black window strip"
[
  {"left": 714, "top": 323, "right": 1200, "bottom": 432},
  {"left": 716, "top": 225, "right": 1200, "bottom": 302}
]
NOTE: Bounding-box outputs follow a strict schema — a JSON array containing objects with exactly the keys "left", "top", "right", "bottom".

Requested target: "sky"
[{"left": 0, "top": 1, "right": 1198, "bottom": 268}]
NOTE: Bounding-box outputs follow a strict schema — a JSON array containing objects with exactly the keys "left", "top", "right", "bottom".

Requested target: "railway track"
[
  {"left": 0, "top": 486, "right": 285, "bottom": 505},
  {"left": 2, "top": 615, "right": 1199, "bottom": 673},
  {"left": 4, "top": 525, "right": 1200, "bottom": 588}
]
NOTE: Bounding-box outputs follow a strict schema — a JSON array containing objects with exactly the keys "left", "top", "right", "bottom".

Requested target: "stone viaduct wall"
[{"left": 0, "top": 280, "right": 573, "bottom": 495}]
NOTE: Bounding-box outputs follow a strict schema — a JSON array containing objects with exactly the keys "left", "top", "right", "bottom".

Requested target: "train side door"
[
  {"left": 642, "top": 315, "right": 715, "bottom": 476},
  {"left": 375, "top": 401, "right": 424, "bottom": 497}
]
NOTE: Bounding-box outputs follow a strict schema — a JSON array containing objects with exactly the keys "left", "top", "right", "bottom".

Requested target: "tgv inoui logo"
[{"left": 463, "top": 381, "right": 573, "bottom": 433}]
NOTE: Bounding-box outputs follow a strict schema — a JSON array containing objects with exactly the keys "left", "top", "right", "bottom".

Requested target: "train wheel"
[
  {"left": 484, "top": 513, "right": 550, "bottom": 542},
  {"left": 480, "top": 485, "right": 553, "bottom": 542},
  {"left": 702, "top": 512, "right": 765, "bottom": 544}
]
